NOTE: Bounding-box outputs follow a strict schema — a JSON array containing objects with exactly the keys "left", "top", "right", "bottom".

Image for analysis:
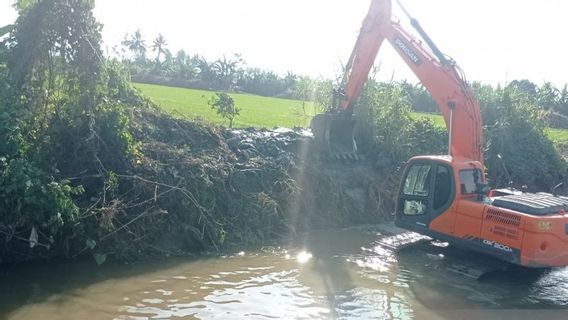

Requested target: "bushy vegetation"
[
  {"left": 353, "top": 79, "right": 567, "bottom": 191},
  {"left": 207, "top": 92, "right": 240, "bottom": 128},
  {"left": 354, "top": 80, "right": 447, "bottom": 166},
  {"left": 0, "top": 0, "right": 350, "bottom": 265},
  {"left": 474, "top": 83, "right": 566, "bottom": 190},
  {"left": 0, "top": 0, "right": 143, "bottom": 262},
  {"left": 409, "top": 79, "right": 568, "bottom": 129}
]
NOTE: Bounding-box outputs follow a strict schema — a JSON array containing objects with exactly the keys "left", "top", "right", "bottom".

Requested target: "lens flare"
[{"left": 297, "top": 251, "right": 313, "bottom": 264}]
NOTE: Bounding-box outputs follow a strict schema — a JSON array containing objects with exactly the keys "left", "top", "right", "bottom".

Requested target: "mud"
[{"left": 109, "top": 108, "right": 399, "bottom": 258}]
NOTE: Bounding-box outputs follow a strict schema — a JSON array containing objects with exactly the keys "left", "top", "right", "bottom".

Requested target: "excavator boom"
[{"left": 312, "top": 0, "right": 483, "bottom": 164}]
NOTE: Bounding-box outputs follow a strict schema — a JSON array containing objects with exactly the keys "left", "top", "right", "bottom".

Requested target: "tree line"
[
  {"left": 116, "top": 30, "right": 334, "bottom": 100},
  {"left": 397, "top": 79, "right": 568, "bottom": 127}
]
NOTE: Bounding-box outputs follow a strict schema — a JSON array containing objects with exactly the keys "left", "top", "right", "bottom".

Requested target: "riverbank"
[{"left": 0, "top": 105, "right": 396, "bottom": 266}]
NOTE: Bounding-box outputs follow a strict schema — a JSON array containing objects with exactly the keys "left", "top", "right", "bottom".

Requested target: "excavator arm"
[{"left": 314, "top": 0, "right": 483, "bottom": 165}]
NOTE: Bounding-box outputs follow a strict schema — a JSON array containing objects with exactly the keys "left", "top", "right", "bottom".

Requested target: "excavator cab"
[
  {"left": 310, "top": 113, "right": 358, "bottom": 160},
  {"left": 397, "top": 157, "right": 568, "bottom": 268},
  {"left": 395, "top": 157, "right": 457, "bottom": 234}
]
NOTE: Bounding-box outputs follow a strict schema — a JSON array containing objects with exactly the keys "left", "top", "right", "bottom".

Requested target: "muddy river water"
[{"left": 1, "top": 225, "right": 568, "bottom": 319}]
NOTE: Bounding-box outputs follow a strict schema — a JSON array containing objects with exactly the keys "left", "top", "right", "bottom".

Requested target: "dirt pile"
[
  {"left": 105, "top": 107, "right": 397, "bottom": 258},
  {"left": 0, "top": 105, "right": 398, "bottom": 264}
]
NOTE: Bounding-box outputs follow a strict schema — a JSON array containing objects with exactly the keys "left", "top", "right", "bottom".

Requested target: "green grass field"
[
  {"left": 546, "top": 128, "right": 568, "bottom": 143},
  {"left": 135, "top": 83, "right": 568, "bottom": 143},
  {"left": 412, "top": 112, "right": 446, "bottom": 127},
  {"left": 134, "top": 83, "right": 316, "bottom": 128}
]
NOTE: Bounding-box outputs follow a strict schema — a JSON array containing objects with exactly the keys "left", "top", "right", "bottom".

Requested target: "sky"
[{"left": 1, "top": 0, "right": 567, "bottom": 86}]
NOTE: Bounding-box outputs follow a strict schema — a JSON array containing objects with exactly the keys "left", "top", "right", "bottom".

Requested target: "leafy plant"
[
  {"left": 0, "top": 156, "right": 82, "bottom": 242},
  {"left": 0, "top": 0, "right": 142, "bottom": 262},
  {"left": 354, "top": 80, "right": 446, "bottom": 164},
  {"left": 475, "top": 84, "right": 566, "bottom": 190},
  {"left": 207, "top": 92, "right": 240, "bottom": 128}
]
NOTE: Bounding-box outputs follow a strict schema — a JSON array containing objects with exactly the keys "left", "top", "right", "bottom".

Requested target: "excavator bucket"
[{"left": 310, "top": 113, "right": 359, "bottom": 160}]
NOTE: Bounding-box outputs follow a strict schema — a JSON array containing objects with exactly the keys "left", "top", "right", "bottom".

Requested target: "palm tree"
[
  {"left": 284, "top": 71, "right": 298, "bottom": 91},
  {"left": 152, "top": 33, "right": 167, "bottom": 65},
  {"left": 212, "top": 54, "right": 244, "bottom": 91},
  {"left": 170, "top": 50, "right": 198, "bottom": 80},
  {"left": 121, "top": 30, "right": 147, "bottom": 62},
  {"left": 537, "top": 82, "right": 560, "bottom": 111},
  {"left": 196, "top": 55, "right": 216, "bottom": 85}
]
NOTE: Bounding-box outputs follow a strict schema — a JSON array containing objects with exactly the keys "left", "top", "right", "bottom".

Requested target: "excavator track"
[{"left": 372, "top": 223, "right": 512, "bottom": 280}]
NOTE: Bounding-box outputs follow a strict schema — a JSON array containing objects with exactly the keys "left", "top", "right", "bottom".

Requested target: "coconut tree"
[
  {"left": 170, "top": 50, "right": 198, "bottom": 80},
  {"left": 151, "top": 33, "right": 167, "bottom": 65},
  {"left": 212, "top": 54, "right": 244, "bottom": 91},
  {"left": 537, "top": 82, "right": 560, "bottom": 111},
  {"left": 196, "top": 55, "right": 216, "bottom": 86},
  {"left": 121, "top": 30, "right": 147, "bottom": 62}
]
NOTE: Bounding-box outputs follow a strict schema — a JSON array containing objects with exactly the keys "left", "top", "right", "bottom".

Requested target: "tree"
[
  {"left": 401, "top": 81, "right": 437, "bottom": 113},
  {"left": 6, "top": 0, "right": 103, "bottom": 129},
  {"left": 314, "top": 79, "right": 334, "bottom": 113},
  {"left": 212, "top": 54, "right": 244, "bottom": 90},
  {"left": 507, "top": 79, "right": 537, "bottom": 97},
  {"left": 293, "top": 76, "right": 315, "bottom": 108},
  {"left": 196, "top": 55, "right": 216, "bottom": 86},
  {"left": 0, "top": 0, "right": 113, "bottom": 259},
  {"left": 207, "top": 92, "right": 240, "bottom": 128},
  {"left": 237, "top": 68, "right": 293, "bottom": 97},
  {"left": 170, "top": 50, "right": 197, "bottom": 80},
  {"left": 121, "top": 29, "right": 147, "bottom": 62},
  {"left": 12, "top": 0, "right": 35, "bottom": 14},
  {"left": 537, "top": 82, "right": 560, "bottom": 111},
  {"left": 159, "top": 48, "right": 173, "bottom": 75},
  {"left": 151, "top": 33, "right": 167, "bottom": 65},
  {"left": 283, "top": 71, "right": 298, "bottom": 94},
  {"left": 558, "top": 85, "right": 568, "bottom": 116}
]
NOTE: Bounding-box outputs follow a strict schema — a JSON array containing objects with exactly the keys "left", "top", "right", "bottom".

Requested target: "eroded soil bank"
[
  {"left": 127, "top": 107, "right": 398, "bottom": 256},
  {"left": 1, "top": 109, "right": 398, "bottom": 265}
]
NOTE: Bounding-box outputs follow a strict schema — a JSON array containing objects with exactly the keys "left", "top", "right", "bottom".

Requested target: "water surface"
[{"left": 1, "top": 225, "right": 568, "bottom": 319}]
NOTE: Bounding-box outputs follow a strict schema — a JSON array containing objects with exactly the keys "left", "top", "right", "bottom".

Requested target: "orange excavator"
[{"left": 311, "top": 0, "right": 568, "bottom": 268}]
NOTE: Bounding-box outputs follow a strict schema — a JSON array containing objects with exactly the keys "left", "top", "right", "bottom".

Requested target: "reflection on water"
[{"left": 1, "top": 225, "right": 568, "bottom": 319}]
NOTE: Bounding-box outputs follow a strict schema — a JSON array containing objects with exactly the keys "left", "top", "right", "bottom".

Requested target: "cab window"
[
  {"left": 403, "top": 164, "right": 431, "bottom": 196},
  {"left": 433, "top": 165, "right": 452, "bottom": 209},
  {"left": 459, "top": 169, "right": 482, "bottom": 194}
]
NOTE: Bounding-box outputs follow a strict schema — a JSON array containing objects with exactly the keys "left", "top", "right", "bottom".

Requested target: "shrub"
[
  {"left": 207, "top": 92, "right": 240, "bottom": 128},
  {"left": 476, "top": 84, "right": 566, "bottom": 190},
  {"left": 355, "top": 80, "right": 446, "bottom": 165}
]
